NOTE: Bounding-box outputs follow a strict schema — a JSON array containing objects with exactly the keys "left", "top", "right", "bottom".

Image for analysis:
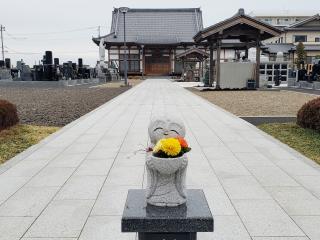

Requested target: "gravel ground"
[
  {"left": 188, "top": 88, "right": 319, "bottom": 116},
  {"left": 0, "top": 80, "right": 141, "bottom": 127}
]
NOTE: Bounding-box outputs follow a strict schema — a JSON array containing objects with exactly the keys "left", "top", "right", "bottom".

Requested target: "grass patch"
[
  {"left": 258, "top": 123, "right": 320, "bottom": 165},
  {"left": 0, "top": 124, "right": 60, "bottom": 164}
]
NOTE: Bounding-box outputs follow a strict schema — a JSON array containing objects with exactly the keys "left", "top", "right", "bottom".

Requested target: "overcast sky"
[{"left": 1, "top": 0, "right": 318, "bottom": 67}]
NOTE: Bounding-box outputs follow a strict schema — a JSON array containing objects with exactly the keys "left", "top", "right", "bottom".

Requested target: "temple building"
[{"left": 93, "top": 8, "right": 204, "bottom": 76}]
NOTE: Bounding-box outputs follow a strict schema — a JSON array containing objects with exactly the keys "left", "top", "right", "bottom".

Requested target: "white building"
[
  {"left": 251, "top": 11, "right": 320, "bottom": 64},
  {"left": 249, "top": 10, "right": 316, "bottom": 28}
]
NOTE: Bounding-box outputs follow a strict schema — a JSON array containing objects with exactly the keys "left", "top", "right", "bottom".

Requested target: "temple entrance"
[{"left": 144, "top": 49, "right": 171, "bottom": 76}]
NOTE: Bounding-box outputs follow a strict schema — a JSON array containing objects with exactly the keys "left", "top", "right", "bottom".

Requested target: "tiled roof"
[
  {"left": 94, "top": 8, "right": 203, "bottom": 45},
  {"left": 285, "top": 14, "right": 320, "bottom": 30},
  {"left": 194, "top": 9, "right": 282, "bottom": 43},
  {"left": 262, "top": 43, "right": 320, "bottom": 53},
  {"left": 261, "top": 43, "right": 295, "bottom": 53}
]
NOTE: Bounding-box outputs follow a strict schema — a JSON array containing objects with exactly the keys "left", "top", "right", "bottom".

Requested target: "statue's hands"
[
  {"left": 181, "top": 157, "right": 188, "bottom": 169},
  {"left": 146, "top": 158, "right": 157, "bottom": 170}
]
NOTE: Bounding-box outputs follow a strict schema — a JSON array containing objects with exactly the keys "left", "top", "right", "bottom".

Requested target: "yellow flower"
[
  {"left": 153, "top": 139, "right": 164, "bottom": 153},
  {"left": 160, "top": 138, "right": 181, "bottom": 157}
]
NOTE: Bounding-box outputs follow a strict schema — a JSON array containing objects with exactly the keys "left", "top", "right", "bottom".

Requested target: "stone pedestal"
[{"left": 122, "top": 189, "right": 214, "bottom": 240}]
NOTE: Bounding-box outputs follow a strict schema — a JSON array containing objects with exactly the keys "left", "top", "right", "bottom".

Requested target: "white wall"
[{"left": 220, "top": 62, "right": 256, "bottom": 89}]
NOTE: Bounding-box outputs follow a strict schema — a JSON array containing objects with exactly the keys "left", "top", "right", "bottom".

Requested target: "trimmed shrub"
[
  {"left": 0, "top": 99, "right": 19, "bottom": 131},
  {"left": 297, "top": 97, "right": 320, "bottom": 132}
]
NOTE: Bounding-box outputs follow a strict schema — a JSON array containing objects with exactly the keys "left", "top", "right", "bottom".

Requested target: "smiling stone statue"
[
  {"left": 146, "top": 116, "right": 188, "bottom": 207},
  {"left": 148, "top": 116, "right": 186, "bottom": 146}
]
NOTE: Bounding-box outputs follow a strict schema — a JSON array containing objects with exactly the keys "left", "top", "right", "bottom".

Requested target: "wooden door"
[{"left": 145, "top": 55, "right": 170, "bottom": 75}]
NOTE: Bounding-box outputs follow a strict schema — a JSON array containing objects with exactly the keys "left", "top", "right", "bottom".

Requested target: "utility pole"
[
  {"left": 0, "top": 25, "right": 5, "bottom": 62},
  {"left": 98, "top": 26, "right": 101, "bottom": 37},
  {"left": 119, "top": 7, "right": 129, "bottom": 86}
]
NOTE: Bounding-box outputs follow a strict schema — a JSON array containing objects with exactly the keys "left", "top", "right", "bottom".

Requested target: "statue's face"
[{"left": 148, "top": 117, "right": 186, "bottom": 145}]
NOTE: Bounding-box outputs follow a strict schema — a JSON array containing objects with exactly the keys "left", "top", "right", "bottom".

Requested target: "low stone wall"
[
  {"left": 314, "top": 82, "right": 320, "bottom": 90},
  {"left": 287, "top": 78, "right": 295, "bottom": 87},
  {"left": 289, "top": 81, "right": 320, "bottom": 90},
  {"left": 0, "top": 69, "right": 12, "bottom": 81},
  {"left": 60, "top": 78, "right": 103, "bottom": 87}
]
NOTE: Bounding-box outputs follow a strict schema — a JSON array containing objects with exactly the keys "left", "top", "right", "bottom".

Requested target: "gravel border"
[{"left": 0, "top": 82, "right": 133, "bottom": 126}]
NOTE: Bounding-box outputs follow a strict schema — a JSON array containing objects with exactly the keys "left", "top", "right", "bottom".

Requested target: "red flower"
[{"left": 176, "top": 136, "right": 188, "bottom": 148}]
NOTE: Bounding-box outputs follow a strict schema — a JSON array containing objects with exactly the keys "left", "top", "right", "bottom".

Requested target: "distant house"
[
  {"left": 253, "top": 13, "right": 320, "bottom": 63},
  {"left": 93, "top": 8, "right": 203, "bottom": 76},
  {"left": 250, "top": 10, "right": 315, "bottom": 28}
]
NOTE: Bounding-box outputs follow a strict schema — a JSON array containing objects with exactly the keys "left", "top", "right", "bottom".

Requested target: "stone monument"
[{"left": 96, "top": 38, "right": 107, "bottom": 81}]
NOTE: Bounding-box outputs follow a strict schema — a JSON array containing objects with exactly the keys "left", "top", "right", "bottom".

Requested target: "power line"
[
  {"left": 9, "top": 26, "right": 106, "bottom": 36},
  {"left": 4, "top": 46, "right": 97, "bottom": 55},
  {"left": 4, "top": 46, "right": 41, "bottom": 55},
  {"left": 5, "top": 31, "right": 27, "bottom": 41}
]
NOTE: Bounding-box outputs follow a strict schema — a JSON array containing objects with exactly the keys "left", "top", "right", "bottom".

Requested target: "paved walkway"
[{"left": 1, "top": 78, "right": 320, "bottom": 240}]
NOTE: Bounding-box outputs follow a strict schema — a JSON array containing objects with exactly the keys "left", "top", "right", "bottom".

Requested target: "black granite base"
[
  {"left": 121, "top": 189, "right": 213, "bottom": 240},
  {"left": 138, "top": 232, "right": 197, "bottom": 240}
]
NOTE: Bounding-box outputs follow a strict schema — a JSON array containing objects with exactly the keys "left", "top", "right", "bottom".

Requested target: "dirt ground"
[
  {"left": 0, "top": 79, "right": 142, "bottom": 127},
  {"left": 188, "top": 88, "right": 319, "bottom": 116}
]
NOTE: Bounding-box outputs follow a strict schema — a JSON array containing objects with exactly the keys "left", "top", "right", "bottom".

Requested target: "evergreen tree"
[{"left": 296, "top": 42, "right": 306, "bottom": 69}]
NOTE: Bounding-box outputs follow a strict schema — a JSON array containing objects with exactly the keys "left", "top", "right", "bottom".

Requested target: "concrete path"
[{"left": 1, "top": 78, "right": 320, "bottom": 240}]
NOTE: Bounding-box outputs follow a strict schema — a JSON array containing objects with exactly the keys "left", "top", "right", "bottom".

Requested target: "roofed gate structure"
[
  {"left": 93, "top": 8, "right": 204, "bottom": 76},
  {"left": 194, "top": 9, "right": 282, "bottom": 88},
  {"left": 175, "top": 47, "right": 209, "bottom": 81}
]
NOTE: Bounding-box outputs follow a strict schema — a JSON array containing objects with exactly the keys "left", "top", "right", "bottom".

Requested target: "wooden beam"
[
  {"left": 220, "top": 28, "right": 260, "bottom": 39},
  {"left": 209, "top": 44, "right": 214, "bottom": 87},
  {"left": 141, "top": 46, "right": 145, "bottom": 79},
  {"left": 255, "top": 36, "right": 261, "bottom": 88},
  {"left": 216, "top": 38, "right": 222, "bottom": 89},
  {"left": 118, "top": 46, "right": 121, "bottom": 73},
  {"left": 245, "top": 47, "right": 249, "bottom": 59}
]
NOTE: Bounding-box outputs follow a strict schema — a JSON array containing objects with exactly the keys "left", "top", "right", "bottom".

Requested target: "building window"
[
  {"left": 315, "top": 37, "right": 320, "bottom": 42},
  {"left": 119, "top": 54, "right": 140, "bottom": 72},
  {"left": 129, "top": 54, "right": 140, "bottom": 72},
  {"left": 264, "top": 18, "right": 271, "bottom": 23},
  {"left": 293, "top": 35, "right": 307, "bottom": 42},
  {"left": 279, "top": 37, "right": 284, "bottom": 43}
]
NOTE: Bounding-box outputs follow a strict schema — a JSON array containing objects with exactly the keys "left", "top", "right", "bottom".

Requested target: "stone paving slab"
[{"left": 0, "top": 78, "right": 320, "bottom": 239}]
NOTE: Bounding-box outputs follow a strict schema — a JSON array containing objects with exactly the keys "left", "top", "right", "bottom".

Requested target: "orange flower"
[{"left": 176, "top": 136, "right": 188, "bottom": 148}]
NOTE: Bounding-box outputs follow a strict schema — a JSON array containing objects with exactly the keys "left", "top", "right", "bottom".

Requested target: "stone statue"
[
  {"left": 146, "top": 116, "right": 188, "bottom": 207},
  {"left": 96, "top": 38, "right": 107, "bottom": 80},
  {"left": 99, "top": 38, "right": 106, "bottom": 62}
]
